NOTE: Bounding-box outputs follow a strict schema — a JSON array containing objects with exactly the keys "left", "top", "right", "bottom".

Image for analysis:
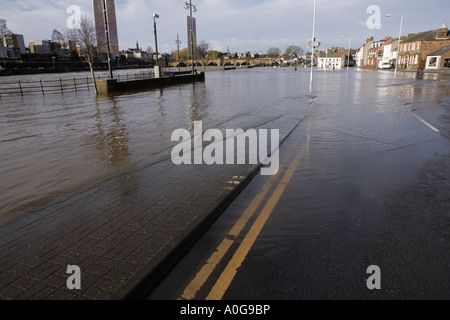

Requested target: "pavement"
[{"left": 0, "top": 120, "right": 299, "bottom": 300}]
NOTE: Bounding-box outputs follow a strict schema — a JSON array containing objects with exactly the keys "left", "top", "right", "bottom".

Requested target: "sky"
[{"left": 1, "top": 0, "right": 448, "bottom": 55}]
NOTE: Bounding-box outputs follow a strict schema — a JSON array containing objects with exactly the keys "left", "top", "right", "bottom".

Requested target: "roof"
[
  {"left": 402, "top": 29, "right": 450, "bottom": 42},
  {"left": 428, "top": 44, "right": 450, "bottom": 56},
  {"left": 318, "top": 52, "right": 345, "bottom": 58}
]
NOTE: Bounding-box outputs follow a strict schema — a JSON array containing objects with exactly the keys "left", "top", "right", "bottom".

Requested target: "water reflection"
[
  {"left": 188, "top": 83, "right": 202, "bottom": 132},
  {"left": 1, "top": 68, "right": 447, "bottom": 224},
  {"left": 94, "top": 96, "right": 130, "bottom": 167},
  {"left": 156, "top": 89, "right": 167, "bottom": 124}
]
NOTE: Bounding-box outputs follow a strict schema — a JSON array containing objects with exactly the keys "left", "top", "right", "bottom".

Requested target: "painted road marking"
[
  {"left": 206, "top": 136, "right": 310, "bottom": 300},
  {"left": 179, "top": 181, "right": 273, "bottom": 300},
  {"left": 410, "top": 111, "right": 440, "bottom": 133},
  {"left": 179, "top": 134, "right": 308, "bottom": 300}
]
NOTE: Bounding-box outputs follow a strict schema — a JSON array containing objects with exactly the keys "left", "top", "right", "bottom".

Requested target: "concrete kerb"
[{"left": 112, "top": 116, "right": 306, "bottom": 300}]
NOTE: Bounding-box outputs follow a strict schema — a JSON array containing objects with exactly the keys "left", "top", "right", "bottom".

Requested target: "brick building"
[
  {"left": 398, "top": 21, "right": 450, "bottom": 70},
  {"left": 366, "top": 37, "right": 393, "bottom": 68},
  {"left": 425, "top": 45, "right": 450, "bottom": 70}
]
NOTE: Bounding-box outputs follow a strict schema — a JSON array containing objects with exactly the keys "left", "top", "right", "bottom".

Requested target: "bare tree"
[
  {"left": 51, "top": 29, "right": 65, "bottom": 41},
  {"left": 197, "top": 40, "right": 212, "bottom": 72},
  {"left": 285, "top": 45, "right": 304, "bottom": 59},
  {"left": 267, "top": 47, "right": 281, "bottom": 58},
  {"left": 66, "top": 15, "right": 98, "bottom": 94},
  {"left": 0, "top": 19, "right": 12, "bottom": 66},
  {"left": 0, "top": 19, "right": 12, "bottom": 36}
]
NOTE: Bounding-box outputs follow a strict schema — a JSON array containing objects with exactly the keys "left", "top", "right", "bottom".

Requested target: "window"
[
  {"left": 428, "top": 57, "right": 437, "bottom": 67},
  {"left": 444, "top": 58, "right": 450, "bottom": 68},
  {"left": 412, "top": 43, "right": 415, "bottom": 50},
  {"left": 417, "top": 42, "right": 420, "bottom": 51}
]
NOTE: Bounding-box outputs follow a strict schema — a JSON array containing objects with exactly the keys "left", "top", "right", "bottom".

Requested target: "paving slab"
[{"left": 0, "top": 119, "right": 300, "bottom": 300}]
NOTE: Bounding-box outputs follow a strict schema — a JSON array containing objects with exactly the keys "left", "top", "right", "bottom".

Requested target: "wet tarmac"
[{"left": 147, "top": 68, "right": 450, "bottom": 300}]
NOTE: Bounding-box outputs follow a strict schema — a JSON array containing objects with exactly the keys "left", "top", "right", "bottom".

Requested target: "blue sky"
[{"left": 1, "top": 0, "right": 448, "bottom": 55}]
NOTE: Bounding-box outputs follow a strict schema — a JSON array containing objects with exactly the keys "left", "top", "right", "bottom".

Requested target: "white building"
[
  {"left": 356, "top": 46, "right": 364, "bottom": 67},
  {"left": 317, "top": 51, "right": 346, "bottom": 69},
  {"left": 381, "top": 39, "right": 399, "bottom": 67}
]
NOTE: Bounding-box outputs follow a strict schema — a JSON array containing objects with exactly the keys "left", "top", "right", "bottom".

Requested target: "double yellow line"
[{"left": 180, "top": 134, "right": 310, "bottom": 300}]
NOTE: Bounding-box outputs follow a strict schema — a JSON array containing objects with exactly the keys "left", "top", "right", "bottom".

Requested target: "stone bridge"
[{"left": 168, "top": 57, "right": 279, "bottom": 68}]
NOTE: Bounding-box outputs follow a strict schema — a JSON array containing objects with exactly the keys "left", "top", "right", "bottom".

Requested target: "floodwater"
[
  {"left": 0, "top": 67, "right": 449, "bottom": 226},
  {"left": 0, "top": 67, "right": 307, "bottom": 224}
]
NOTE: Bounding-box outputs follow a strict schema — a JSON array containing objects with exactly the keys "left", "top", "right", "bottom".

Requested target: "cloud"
[{"left": 0, "top": 0, "right": 447, "bottom": 54}]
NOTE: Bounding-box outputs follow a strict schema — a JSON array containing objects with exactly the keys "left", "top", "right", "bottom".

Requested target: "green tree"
[
  {"left": 209, "top": 50, "right": 222, "bottom": 59},
  {"left": 172, "top": 48, "right": 189, "bottom": 61}
]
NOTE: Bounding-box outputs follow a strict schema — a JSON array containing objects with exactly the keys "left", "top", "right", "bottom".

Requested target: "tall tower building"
[{"left": 93, "top": 0, "right": 119, "bottom": 53}]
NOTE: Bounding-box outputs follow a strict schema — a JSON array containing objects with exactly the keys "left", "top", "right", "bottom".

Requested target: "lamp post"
[
  {"left": 153, "top": 13, "right": 161, "bottom": 78},
  {"left": 309, "top": 0, "right": 317, "bottom": 92},
  {"left": 52, "top": 56, "right": 56, "bottom": 70},
  {"left": 175, "top": 34, "right": 181, "bottom": 72},
  {"left": 102, "top": 0, "right": 113, "bottom": 79},
  {"left": 340, "top": 35, "right": 351, "bottom": 71},
  {"left": 386, "top": 14, "right": 403, "bottom": 78},
  {"left": 185, "top": 1, "right": 197, "bottom": 74}
]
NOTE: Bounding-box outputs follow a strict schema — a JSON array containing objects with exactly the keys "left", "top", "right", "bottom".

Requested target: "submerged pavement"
[{"left": 0, "top": 117, "right": 298, "bottom": 300}]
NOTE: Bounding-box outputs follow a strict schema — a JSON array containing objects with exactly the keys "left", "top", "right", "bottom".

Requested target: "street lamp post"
[
  {"left": 309, "top": 0, "right": 317, "bottom": 92},
  {"left": 185, "top": 1, "right": 197, "bottom": 74},
  {"left": 175, "top": 34, "right": 181, "bottom": 73},
  {"left": 386, "top": 14, "right": 403, "bottom": 78},
  {"left": 340, "top": 35, "right": 351, "bottom": 71},
  {"left": 153, "top": 13, "right": 161, "bottom": 78}
]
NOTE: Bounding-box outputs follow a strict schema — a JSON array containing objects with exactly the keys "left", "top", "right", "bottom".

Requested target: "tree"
[
  {"left": 209, "top": 50, "right": 222, "bottom": 59},
  {"left": 66, "top": 15, "right": 99, "bottom": 94},
  {"left": 146, "top": 46, "right": 153, "bottom": 54},
  {"left": 0, "top": 19, "right": 12, "bottom": 46},
  {"left": 172, "top": 48, "right": 189, "bottom": 61},
  {"left": 196, "top": 40, "right": 212, "bottom": 71},
  {"left": 51, "top": 29, "right": 65, "bottom": 41},
  {"left": 285, "top": 45, "right": 304, "bottom": 59},
  {"left": 70, "top": 50, "right": 80, "bottom": 61},
  {"left": 267, "top": 47, "right": 281, "bottom": 58},
  {"left": 0, "top": 19, "right": 12, "bottom": 35}
]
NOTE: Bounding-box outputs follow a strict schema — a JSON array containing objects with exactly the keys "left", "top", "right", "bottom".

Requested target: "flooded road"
[
  {"left": 0, "top": 68, "right": 449, "bottom": 229},
  {"left": 147, "top": 68, "right": 450, "bottom": 300},
  {"left": 0, "top": 67, "right": 308, "bottom": 224}
]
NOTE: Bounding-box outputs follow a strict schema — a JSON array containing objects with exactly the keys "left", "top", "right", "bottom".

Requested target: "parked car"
[{"left": 380, "top": 62, "right": 393, "bottom": 69}]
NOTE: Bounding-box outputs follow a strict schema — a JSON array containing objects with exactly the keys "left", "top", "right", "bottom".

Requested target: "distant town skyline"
[{"left": 1, "top": 0, "right": 448, "bottom": 55}]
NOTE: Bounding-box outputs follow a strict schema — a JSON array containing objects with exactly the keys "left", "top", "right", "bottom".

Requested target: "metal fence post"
[
  {"left": 18, "top": 81, "right": 23, "bottom": 96},
  {"left": 40, "top": 80, "right": 45, "bottom": 95},
  {"left": 60, "top": 79, "right": 64, "bottom": 93}
]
